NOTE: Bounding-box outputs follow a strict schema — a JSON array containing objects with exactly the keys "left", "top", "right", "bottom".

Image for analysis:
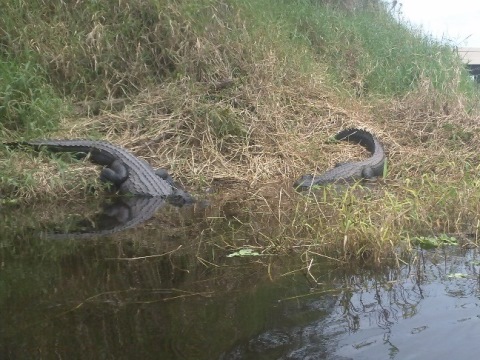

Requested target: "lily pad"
[{"left": 447, "top": 273, "right": 468, "bottom": 279}]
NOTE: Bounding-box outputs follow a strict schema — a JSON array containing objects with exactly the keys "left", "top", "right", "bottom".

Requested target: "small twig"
[
  {"left": 104, "top": 245, "right": 182, "bottom": 260},
  {"left": 279, "top": 289, "right": 341, "bottom": 302}
]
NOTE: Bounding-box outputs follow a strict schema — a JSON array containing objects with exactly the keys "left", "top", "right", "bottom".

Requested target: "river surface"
[{"left": 1, "top": 199, "right": 479, "bottom": 359}]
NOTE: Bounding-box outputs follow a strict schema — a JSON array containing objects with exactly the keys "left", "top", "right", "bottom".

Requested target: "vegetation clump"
[{"left": 1, "top": 0, "right": 479, "bottom": 263}]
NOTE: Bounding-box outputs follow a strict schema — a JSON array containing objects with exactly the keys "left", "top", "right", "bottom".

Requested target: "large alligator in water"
[
  {"left": 5, "top": 139, "right": 193, "bottom": 204},
  {"left": 294, "top": 128, "right": 385, "bottom": 190}
]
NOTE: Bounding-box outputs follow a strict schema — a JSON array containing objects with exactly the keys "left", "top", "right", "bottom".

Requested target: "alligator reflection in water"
[{"left": 42, "top": 196, "right": 172, "bottom": 239}]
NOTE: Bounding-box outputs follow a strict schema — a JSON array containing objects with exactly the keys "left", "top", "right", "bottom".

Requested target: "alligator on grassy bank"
[
  {"left": 294, "top": 128, "right": 385, "bottom": 190},
  {"left": 5, "top": 139, "right": 193, "bottom": 205}
]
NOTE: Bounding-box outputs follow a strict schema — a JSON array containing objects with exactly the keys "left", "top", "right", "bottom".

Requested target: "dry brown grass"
[
  {"left": 53, "top": 76, "right": 373, "bottom": 190},
  {"left": 46, "top": 70, "right": 480, "bottom": 192}
]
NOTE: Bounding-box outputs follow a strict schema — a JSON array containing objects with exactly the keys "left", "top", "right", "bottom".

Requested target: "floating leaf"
[
  {"left": 227, "top": 248, "right": 262, "bottom": 257},
  {"left": 447, "top": 273, "right": 468, "bottom": 279}
]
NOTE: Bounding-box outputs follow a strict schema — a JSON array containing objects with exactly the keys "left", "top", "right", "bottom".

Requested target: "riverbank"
[{"left": 1, "top": 0, "right": 480, "bottom": 262}]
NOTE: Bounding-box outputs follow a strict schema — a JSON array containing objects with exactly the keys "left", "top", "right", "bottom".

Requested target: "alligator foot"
[
  {"left": 155, "top": 168, "right": 175, "bottom": 186},
  {"left": 99, "top": 159, "right": 128, "bottom": 187}
]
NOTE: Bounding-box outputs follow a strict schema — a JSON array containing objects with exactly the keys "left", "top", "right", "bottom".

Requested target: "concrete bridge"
[{"left": 457, "top": 47, "right": 480, "bottom": 80}]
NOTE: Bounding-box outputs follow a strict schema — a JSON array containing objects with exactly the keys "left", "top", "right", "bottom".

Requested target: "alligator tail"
[
  {"left": 3, "top": 141, "right": 25, "bottom": 148},
  {"left": 334, "top": 128, "right": 377, "bottom": 154}
]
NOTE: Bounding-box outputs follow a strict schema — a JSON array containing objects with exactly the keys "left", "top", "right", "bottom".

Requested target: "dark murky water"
[{"left": 1, "top": 200, "right": 479, "bottom": 359}]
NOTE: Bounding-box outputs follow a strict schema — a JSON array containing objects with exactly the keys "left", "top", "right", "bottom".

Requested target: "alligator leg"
[
  {"left": 100, "top": 159, "right": 128, "bottom": 187},
  {"left": 155, "top": 168, "right": 175, "bottom": 186},
  {"left": 361, "top": 166, "right": 375, "bottom": 179}
]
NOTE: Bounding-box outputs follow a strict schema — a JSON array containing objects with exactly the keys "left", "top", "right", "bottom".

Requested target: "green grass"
[
  {"left": 0, "top": 60, "right": 65, "bottom": 136},
  {"left": 0, "top": 0, "right": 239, "bottom": 99},
  {"left": 202, "top": 172, "right": 480, "bottom": 264},
  {"left": 1, "top": 0, "right": 476, "bottom": 103},
  {"left": 237, "top": 0, "right": 477, "bottom": 101}
]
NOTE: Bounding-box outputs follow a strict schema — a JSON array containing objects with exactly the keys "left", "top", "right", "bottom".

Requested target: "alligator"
[
  {"left": 293, "top": 128, "right": 385, "bottom": 190},
  {"left": 5, "top": 139, "right": 193, "bottom": 204}
]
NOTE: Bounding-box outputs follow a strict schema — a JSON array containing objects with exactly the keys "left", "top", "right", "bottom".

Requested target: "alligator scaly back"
[
  {"left": 293, "top": 128, "right": 386, "bottom": 190},
  {"left": 5, "top": 139, "right": 176, "bottom": 197}
]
